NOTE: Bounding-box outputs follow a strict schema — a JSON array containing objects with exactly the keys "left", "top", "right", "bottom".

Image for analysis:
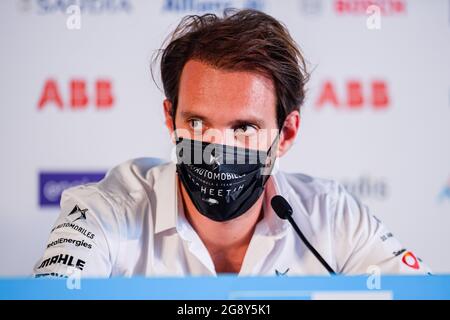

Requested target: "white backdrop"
[{"left": 0, "top": 0, "right": 449, "bottom": 276}]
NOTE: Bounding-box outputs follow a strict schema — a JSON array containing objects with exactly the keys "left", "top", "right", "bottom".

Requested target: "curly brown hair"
[{"left": 153, "top": 9, "right": 309, "bottom": 128}]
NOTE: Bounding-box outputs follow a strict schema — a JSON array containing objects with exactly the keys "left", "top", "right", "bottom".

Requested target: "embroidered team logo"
[
  {"left": 68, "top": 205, "right": 88, "bottom": 222},
  {"left": 275, "top": 268, "right": 290, "bottom": 276},
  {"left": 401, "top": 251, "right": 420, "bottom": 270},
  {"left": 209, "top": 153, "right": 222, "bottom": 167}
]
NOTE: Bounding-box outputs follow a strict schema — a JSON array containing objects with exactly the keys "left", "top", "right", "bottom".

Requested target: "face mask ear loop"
[
  {"left": 259, "top": 126, "right": 283, "bottom": 186},
  {"left": 266, "top": 126, "right": 282, "bottom": 158}
]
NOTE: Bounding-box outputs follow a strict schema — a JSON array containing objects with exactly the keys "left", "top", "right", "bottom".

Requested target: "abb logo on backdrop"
[
  {"left": 315, "top": 80, "right": 390, "bottom": 110},
  {"left": 38, "top": 78, "right": 115, "bottom": 110}
]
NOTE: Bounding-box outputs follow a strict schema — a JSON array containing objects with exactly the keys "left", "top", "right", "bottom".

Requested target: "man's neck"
[{"left": 178, "top": 179, "right": 264, "bottom": 273}]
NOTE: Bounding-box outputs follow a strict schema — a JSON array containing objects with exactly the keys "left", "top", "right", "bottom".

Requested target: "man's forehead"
[{"left": 177, "top": 60, "right": 277, "bottom": 121}]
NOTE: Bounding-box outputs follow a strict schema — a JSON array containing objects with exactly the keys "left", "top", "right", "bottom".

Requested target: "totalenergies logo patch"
[{"left": 401, "top": 251, "right": 419, "bottom": 270}]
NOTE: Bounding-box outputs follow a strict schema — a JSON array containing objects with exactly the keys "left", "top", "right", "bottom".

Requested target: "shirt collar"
[{"left": 152, "top": 162, "right": 178, "bottom": 234}]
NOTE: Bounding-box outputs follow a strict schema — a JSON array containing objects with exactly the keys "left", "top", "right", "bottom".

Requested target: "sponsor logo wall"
[{"left": 0, "top": 0, "right": 449, "bottom": 275}]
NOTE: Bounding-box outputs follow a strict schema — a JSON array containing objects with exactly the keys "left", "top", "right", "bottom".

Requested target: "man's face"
[{"left": 164, "top": 59, "right": 300, "bottom": 156}]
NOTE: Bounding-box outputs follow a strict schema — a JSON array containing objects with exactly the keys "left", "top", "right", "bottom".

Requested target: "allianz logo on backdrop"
[
  {"left": 39, "top": 172, "right": 106, "bottom": 207},
  {"left": 18, "top": 0, "right": 133, "bottom": 14},
  {"left": 162, "top": 0, "right": 265, "bottom": 13}
]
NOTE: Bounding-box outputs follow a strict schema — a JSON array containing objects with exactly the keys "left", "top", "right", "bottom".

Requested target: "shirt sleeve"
[
  {"left": 32, "top": 184, "right": 121, "bottom": 278},
  {"left": 332, "top": 183, "right": 431, "bottom": 275}
]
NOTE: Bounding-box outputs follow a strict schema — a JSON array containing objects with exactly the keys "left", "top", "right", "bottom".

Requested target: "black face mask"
[{"left": 174, "top": 134, "right": 279, "bottom": 222}]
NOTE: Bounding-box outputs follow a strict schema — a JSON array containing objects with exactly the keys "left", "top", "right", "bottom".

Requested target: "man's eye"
[
  {"left": 234, "top": 125, "right": 258, "bottom": 137},
  {"left": 189, "top": 119, "right": 203, "bottom": 131}
]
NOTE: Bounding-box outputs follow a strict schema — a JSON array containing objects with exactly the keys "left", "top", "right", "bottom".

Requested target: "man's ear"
[
  {"left": 163, "top": 99, "right": 174, "bottom": 135},
  {"left": 277, "top": 110, "right": 300, "bottom": 157}
]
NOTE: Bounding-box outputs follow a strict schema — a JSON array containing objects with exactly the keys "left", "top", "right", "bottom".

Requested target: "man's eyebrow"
[
  {"left": 179, "top": 111, "right": 208, "bottom": 121},
  {"left": 179, "top": 111, "right": 265, "bottom": 128},
  {"left": 228, "top": 118, "right": 265, "bottom": 128}
]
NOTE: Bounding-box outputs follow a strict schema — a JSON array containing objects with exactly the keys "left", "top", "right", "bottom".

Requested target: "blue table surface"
[{"left": 1, "top": 275, "right": 449, "bottom": 300}]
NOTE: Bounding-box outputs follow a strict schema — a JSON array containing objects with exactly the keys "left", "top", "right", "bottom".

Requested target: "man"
[{"left": 33, "top": 9, "right": 429, "bottom": 277}]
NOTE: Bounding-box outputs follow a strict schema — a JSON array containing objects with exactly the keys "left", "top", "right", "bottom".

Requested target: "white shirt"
[{"left": 33, "top": 158, "right": 430, "bottom": 277}]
